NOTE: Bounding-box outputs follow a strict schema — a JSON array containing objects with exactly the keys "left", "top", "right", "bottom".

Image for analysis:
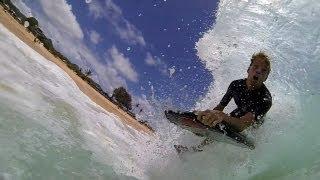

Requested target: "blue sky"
[{"left": 12, "top": 0, "right": 219, "bottom": 110}]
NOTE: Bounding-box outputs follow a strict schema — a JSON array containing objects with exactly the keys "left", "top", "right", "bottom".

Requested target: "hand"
[{"left": 196, "top": 110, "right": 226, "bottom": 127}]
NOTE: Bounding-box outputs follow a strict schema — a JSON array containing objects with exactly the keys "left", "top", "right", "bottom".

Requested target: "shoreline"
[{"left": 0, "top": 7, "right": 154, "bottom": 135}]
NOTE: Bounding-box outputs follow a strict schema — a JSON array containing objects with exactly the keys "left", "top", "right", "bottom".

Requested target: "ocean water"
[
  {"left": 0, "top": 23, "right": 159, "bottom": 179},
  {"left": 1, "top": 0, "right": 319, "bottom": 179},
  {"left": 149, "top": 0, "right": 320, "bottom": 179}
]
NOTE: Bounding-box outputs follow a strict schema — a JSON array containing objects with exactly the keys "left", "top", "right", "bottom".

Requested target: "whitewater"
[{"left": 0, "top": 0, "right": 319, "bottom": 179}]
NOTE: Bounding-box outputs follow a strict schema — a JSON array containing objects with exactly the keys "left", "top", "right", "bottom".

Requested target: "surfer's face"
[{"left": 247, "top": 57, "right": 269, "bottom": 87}]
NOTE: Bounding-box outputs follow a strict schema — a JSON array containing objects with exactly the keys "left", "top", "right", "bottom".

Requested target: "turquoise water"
[{"left": 1, "top": 0, "right": 319, "bottom": 179}]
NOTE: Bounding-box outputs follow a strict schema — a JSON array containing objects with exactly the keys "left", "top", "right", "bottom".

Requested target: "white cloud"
[
  {"left": 11, "top": 0, "right": 85, "bottom": 63},
  {"left": 88, "top": 0, "right": 106, "bottom": 19},
  {"left": 145, "top": 52, "right": 157, "bottom": 66},
  {"left": 108, "top": 46, "right": 138, "bottom": 82},
  {"left": 10, "top": 0, "right": 129, "bottom": 94},
  {"left": 11, "top": 0, "right": 32, "bottom": 17},
  {"left": 92, "top": 60, "right": 128, "bottom": 94},
  {"left": 38, "top": 0, "right": 83, "bottom": 39},
  {"left": 144, "top": 52, "right": 169, "bottom": 76},
  {"left": 88, "top": 0, "right": 146, "bottom": 46},
  {"left": 89, "top": 30, "right": 102, "bottom": 44}
]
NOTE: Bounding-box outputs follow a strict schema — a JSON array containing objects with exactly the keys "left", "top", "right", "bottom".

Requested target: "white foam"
[
  {"left": 148, "top": 0, "right": 320, "bottom": 179},
  {"left": 0, "top": 23, "right": 154, "bottom": 179}
]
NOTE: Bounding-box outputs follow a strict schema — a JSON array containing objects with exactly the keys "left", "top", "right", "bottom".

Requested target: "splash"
[{"left": 149, "top": 0, "right": 320, "bottom": 179}]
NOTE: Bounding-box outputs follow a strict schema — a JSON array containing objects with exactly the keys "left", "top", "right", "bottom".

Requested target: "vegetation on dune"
[
  {"left": 25, "top": 17, "right": 38, "bottom": 27},
  {"left": 112, "top": 87, "right": 133, "bottom": 111}
]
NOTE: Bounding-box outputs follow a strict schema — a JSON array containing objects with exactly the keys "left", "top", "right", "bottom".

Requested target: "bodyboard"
[{"left": 165, "top": 110, "right": 255, "bottom": 149}]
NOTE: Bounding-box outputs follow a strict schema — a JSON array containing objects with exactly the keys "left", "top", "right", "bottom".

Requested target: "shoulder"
[
  {"left": 260, "top": 84, "right": 272, "bottom": 104},
  {"left": 229, "top": 79, "right": 246, "bottom": 91},
  {"left": 230, "top": 79, "right": 246, "bottom": 88}
]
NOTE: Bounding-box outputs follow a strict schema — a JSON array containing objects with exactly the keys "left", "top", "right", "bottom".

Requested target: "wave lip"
[
  {"left": 196, "top": 0, "right": 319, "bottom": 109},
  {"left": 188, "top": 0, "right": 320, "bottom": 179}
]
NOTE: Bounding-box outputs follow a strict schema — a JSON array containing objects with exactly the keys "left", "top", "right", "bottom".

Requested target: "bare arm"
[
  {"left": 222, "top": 112, "right": 255, "bottom": 132},
  {"left": 197, "top": 111, "right": 255, "bottom": 132},
  {"left": 213, "top": 104, "right": 225, "bottom": 111}
]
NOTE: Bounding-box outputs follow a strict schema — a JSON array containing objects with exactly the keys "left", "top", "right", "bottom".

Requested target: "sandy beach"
[{"left": 0, "top": 7, "right": 153, "bottom": 135}]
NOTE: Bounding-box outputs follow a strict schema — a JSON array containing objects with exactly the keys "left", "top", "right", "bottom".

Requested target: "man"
[
  {"left": 174, "top": 52, "right": 272, "bottom": 153},
  {"left": 197, "top": 52, "right": 272, "bottom": 132},
  {"left": 175, "top": 52, "right": 272, "bottom": 153}
]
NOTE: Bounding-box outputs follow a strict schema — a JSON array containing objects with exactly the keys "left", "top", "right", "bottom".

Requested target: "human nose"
[{"left": 255, "top": 68, "right": 262, "bottom": 75}]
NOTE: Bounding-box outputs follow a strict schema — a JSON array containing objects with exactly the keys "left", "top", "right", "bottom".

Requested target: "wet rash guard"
[{"left": 219, "top": 79, "right": 272, "bottom": 124}]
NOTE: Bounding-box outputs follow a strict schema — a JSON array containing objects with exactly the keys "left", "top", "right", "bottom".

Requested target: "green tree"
[
  {"left": 112, "top": 87, "right": 132, "bottom": 110},
  {"left": 84, "top": 69, "right": 92, "bottom": 77},
  {"left": 25, "top": 17, "right": 38, "bottom": 27},
  {"left": 42, "top": 38, "right": 54, "bottom": 52}
]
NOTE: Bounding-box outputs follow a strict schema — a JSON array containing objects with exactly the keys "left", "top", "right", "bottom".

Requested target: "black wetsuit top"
[{"left": 219, "top": 79, "right": 272, "bottom": 123}]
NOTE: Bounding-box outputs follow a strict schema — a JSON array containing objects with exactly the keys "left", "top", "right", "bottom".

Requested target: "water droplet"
[
  {"left": 169, "top": 67, "right": 175, "bottom": 77},
  {"left": 127, "top": 47, "right": 131, "bottom": 51},
  {"left": 167, "top": 44, "right": 171, "bottom": 48},
  {"left": 85, "top": 0, "right": 92, "bottom": 3}
]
